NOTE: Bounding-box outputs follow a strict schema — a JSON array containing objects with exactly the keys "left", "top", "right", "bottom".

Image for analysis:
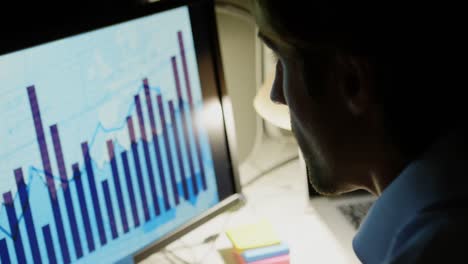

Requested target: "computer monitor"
[{"left": 0, "top": 0, "right": 242, "bottom": 263}]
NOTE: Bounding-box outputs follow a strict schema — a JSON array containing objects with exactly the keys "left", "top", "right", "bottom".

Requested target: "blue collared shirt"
[{"left": 353, "top": 129, "right": 468, "bottom": 264}]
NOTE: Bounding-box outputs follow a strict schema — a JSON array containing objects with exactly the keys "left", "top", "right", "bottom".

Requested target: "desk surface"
[{"left": 140, "top": 159, "right": 360, "bottom": 264}]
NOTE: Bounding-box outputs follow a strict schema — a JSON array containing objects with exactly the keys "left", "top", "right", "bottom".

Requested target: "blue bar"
[
  {"left": 177, "top": 31, "right": 194, "bottom": 105},
  {"left": 135, "top": 95, "right": 161, "bottom": 216},
  {"left": 157, "top": 95, "right": 180, "bottom": 205},
  {"left": 50, "top": 194, "right": 70, "bottom": 263},
  {"left": 178, "top": 32, "right": 207, "bottom": 190},
  {"left": 26, "top": 86, "right": 57, "bottom": 196},
  {"left": 242, "top": 243, "right": 290, "bottom": 262},
  {"left": 50, "top": 125, "right": 83, "bottom": 259},
  {"left": 171, "top": 56, "right": 198, "bottom": 196},
  {"left": 107, "top": 140, "right": 129, "bottom": 233},
  {"left": 127, "top": 116, "right": 151, "bottom": 221},
  {"left": 42, "top": 225, "right": 57, "bottom": 264},
  {"left": 152, "top": 140, "right": 171, "bottom": 211},
  {"left": 2, "top": 192, "right": 26, "bottom": 264},
  {"left": 177, "top": 33, "right": 208, "bottom": 191},
  {"left": 27, "top": 85, "right": 71, "bottom": 263},
  {"left": 168, "top": 101, "right": 189, "bottom": 201},
  {"left": 102, "top": 180, "right": 118, "bottom": 239},
  {"left": 14, "top": 168, "right": 42, "bottom": 263},
  {"left": 72, "top": 163, "right": 95, "bottom": 252},
  {"left": 181, "top": 102, "right": 198, "bottom": 195},
  {"left": 143, "top": 80, "right": 171, "bottom": 211},
  {"left": 121, "top": 151, "right": 140, "bottom": 227},
  {"left": 82, "top": 142, "right": 107, "bottom": 245},
  {"left": 0, "top": 238, "right": 11, "bottom": 264}
]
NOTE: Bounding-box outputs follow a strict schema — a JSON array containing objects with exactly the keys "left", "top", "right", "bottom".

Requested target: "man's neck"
[{"left": 366, "top": 144, "right": 408, "bottom": 196}]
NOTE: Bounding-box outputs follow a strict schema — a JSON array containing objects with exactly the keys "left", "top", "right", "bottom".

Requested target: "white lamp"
[
  {"left": 253, "top": 69, "right": 307, "bottom": 187},
  {"left": 253, "top": 70, "right": 291, "bottom": 131}
]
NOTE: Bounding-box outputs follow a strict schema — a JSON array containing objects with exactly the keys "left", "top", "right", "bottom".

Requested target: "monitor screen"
[{"left": 0, "top": 1, "right": 241, "bottom": 263}]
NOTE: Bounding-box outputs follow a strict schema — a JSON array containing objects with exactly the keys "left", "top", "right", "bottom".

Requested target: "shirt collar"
[{"left": 353, "top": 128, "right": 468, "bottom": 264}]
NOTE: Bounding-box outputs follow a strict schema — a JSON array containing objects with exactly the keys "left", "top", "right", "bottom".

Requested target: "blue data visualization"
[{"left": 0, "top": 6, "right": 219, "bottom": 264}]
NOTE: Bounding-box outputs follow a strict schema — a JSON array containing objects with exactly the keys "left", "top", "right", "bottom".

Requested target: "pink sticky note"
[{"left": 233, "top": 251, "right": 290, "bottom": 264}]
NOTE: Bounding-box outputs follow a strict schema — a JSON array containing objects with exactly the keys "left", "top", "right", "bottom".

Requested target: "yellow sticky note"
[{"left": 226, "top": 219, "right": 281, "bottom": 251}]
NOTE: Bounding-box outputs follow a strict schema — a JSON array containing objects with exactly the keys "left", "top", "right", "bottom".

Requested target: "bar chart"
[{"left": 0, "top": 6, "right": 219, "bottom": 264}]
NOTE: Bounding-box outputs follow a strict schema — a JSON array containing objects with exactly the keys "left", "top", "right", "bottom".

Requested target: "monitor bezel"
[{"left": 1, "top": 0, "right": 244, "bottom": 262}]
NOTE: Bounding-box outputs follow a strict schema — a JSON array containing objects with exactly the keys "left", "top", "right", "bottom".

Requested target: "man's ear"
[{"left": 340, "top": 55, "right": 373, "bottom": 116}]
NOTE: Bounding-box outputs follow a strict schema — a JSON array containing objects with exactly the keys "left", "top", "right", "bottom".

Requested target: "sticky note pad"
[
  {"left": 226, "top": 219, "right": 281, "bottom": 251},
  {"left": 242, "top": 243, "right": 289, "bottom": 263},
  {"left": 234, "top": 251, "right": 290, "bottom": 264}
]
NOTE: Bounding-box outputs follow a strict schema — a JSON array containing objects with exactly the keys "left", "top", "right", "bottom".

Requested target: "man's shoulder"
[{"left": 385, "top": 205, "right": 468, "bottom": 263}]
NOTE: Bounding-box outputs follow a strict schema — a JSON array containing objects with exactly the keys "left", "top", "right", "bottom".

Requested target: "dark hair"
[{"left": 255, "top": 1, "right": 466, "bottom": 159}]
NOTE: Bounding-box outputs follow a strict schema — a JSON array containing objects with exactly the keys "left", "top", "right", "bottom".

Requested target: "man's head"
[{"left": 253, "top": 1, "right": 464, "bottom": 195}]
